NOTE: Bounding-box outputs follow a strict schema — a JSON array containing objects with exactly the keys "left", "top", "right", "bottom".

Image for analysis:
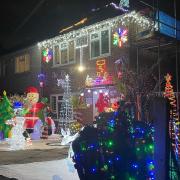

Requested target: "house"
[{"left": 0, "top": 10, "right": 179, "bottom": 122}]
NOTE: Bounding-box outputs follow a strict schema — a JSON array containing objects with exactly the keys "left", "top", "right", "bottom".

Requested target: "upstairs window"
[
  {"left": 69, "top": 41, "right": 75, "bottom": 63},
  {"left": 15, "top": 54, "right": 30, "bottom": 73},
  {"left": 54, "top": 45, "right": 60, "bottom": 65},
  {"left": 90, "top": 29, "right": 110, "bottom": 59},
  {"left": 53, "top": 41, "right": 75, "bottom": 66},
  {"left": 76, "top": 35, "right": 88, "bottom": 48}
]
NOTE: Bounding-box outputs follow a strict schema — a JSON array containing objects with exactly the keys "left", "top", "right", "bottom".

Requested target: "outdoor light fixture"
[{"left": 78, "top": 65, "right": 85, "bottom": 72}]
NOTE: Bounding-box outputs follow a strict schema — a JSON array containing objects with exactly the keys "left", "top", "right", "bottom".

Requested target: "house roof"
[{"left": 0, "top": 0, "right": 179, "bottom": 56}]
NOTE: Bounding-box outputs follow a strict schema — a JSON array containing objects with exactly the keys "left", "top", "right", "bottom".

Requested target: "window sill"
[
  {"left": 14, "top": 71, "right": 31, "bottom": 75},
  {"left": 90, "top": 53, "right": 111, "bottom": 60}
]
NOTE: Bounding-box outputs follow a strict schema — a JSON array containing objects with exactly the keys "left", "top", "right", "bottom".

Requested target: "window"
[
  {"left": 69, "top": 41, "right": 75, "bottom": 63},
  {"left": 90, "top": 29, "right": 110, "bottom": 59},
  {"left": 101, "top": 30, "right": 109, "bottom": 54},
  {"left": 54, "top": 45, "right": 60, "bottom": 65},
  {"left": 91, "top": 33, "right": 100, "bottom": 58},
  {"left": 76, "top": 35, "right": 88, "bottom": 48},
  {"left": 53, "top": 41, "right": 75, "bottom": 66},
  {"left": 15, "top": 54, "right": 30, "bottom": 73},
  {"left": 60, "top": 43, "right": 68, "bottom": 64},
  {"left": 50, "top": 95, "right": 63, "bottom": 119}
]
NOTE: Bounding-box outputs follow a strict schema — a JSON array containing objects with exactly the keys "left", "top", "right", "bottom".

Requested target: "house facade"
[
  {"left": 39, "top": 12, "right": 154, "bottom": 121},
  {"left": 0, "top": 45, "right": 41, "bottom": 94},
  {"left": 0, "top": 11, "right": 157, "bottom": 121}
]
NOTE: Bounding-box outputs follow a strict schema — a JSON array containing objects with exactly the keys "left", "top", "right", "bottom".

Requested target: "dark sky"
[{"left": 0, "top": 0, "right": 179, "bottom": 55}]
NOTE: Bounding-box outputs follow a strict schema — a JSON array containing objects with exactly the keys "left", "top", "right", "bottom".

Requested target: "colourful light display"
[
  {"left": 113, "top": 28, "right": 128, "bottom": 47},
  {"left": 96, "top": 59, "right": 107, "bottom": 77},
  {"left": 72, "top": 103, "right": 154, "bottom": 179},
  {"left": 85, "top": 59, "right": 114, "bottom": 87},
  {"left": 164, "top": 73, "right": 180, "bottom": 160},
  {"left": 42, "top": 48, "right": 52, "bottom": 63}
]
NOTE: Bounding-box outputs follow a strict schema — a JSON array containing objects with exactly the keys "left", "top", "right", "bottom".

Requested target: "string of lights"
[
  {"left": 164, "top": 73, "right": 180, "bottom": 161},
  {"left": 38, "top": 10, "right": 154, "bottom": 48}
]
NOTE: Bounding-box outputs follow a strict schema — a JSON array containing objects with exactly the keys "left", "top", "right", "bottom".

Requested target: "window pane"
[
  {"left": 76, "top": 35, "right": 88, "bottom": 48},
  {"left": 61, "top": 49, "right": 68, "bottom": 64},
  {"left": 15, "top": 54, "right": 30, "bottom": 73},
  {"left": 91, "top": 33, "right": 99, "bottom": 40},
  {"left": 101, "top": 30, "right": 109, "bottom": 54},
  {"left": 54, "top": 45, "right": 60, "bottom": 65},
  {"left": 51, "top": 96, "right": 56, "bottom": 111},
  {"left": 91, "top": 40, "right": 100, "bottom": 58},
  {"left": 69, "top": 41, "right": 75, "bottom": 63},
  {"left": 24, "top": 54, "right": 30, "bottom": 71}
]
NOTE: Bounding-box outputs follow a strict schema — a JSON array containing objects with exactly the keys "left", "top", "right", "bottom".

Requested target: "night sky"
[{"left": 0, "top": 0, "right": 179, "bottom": 55}]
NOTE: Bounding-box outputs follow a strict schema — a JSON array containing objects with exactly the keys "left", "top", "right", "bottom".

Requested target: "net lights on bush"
[
  {"left": 72, "top": 104, "right": 154, "bottom": 179},
  {"left": 42, "top": 48, "right": 52, "bottom": 63},
  {"left": 113, "top": 28, "right": 128, "bottom": 47},
  {"left": 38, "top": 11, "right": 154, "bottom": 48}
]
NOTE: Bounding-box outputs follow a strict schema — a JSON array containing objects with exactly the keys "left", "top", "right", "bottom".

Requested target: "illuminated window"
[
  {"left": 90, "top": 29, "right": 110, "bottom": 59},
  {"left": 53, "top": 41, "right": 75, "bottom": 66},
  {"left": 15, "top": 54, "right": 30, "bottom": 73}
]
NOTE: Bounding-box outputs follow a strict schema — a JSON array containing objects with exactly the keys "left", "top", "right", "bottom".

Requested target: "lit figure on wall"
[
  {"left": 42, "top": 48, "right": 53, "bottom": 63},
  {"left": 113, "top": 28, "right": 128, "bottom": 48}
]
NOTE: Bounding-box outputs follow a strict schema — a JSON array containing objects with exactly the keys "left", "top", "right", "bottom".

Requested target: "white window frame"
[
  {"left": 53, "top": 44, "right": 61, "bottom": 66},
  {"left": 50, "top": 94, "right": 63, "bottom": 120},
  {"left": 53, "top": 40, "right": 75, "bottom": 67},
  {"left": 75, "top": 35, "right": 88, "bottom": 48},
  {"left": 90, "top": 28, "right": 111, "bottom": 60}
]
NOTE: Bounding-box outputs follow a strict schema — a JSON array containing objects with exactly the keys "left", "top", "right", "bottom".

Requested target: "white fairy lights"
[{"left": 37, "top": 11, "right": 154, "bottom": 49}]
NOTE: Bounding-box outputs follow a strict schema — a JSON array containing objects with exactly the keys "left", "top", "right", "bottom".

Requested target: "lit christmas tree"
[
  {"left": 57, "top": 74, "right": 74, "bottom": 131},
  {"left": 164, "top": 73, "right": 179, "bottom": 161},
  {"left": 0, "top": 91, "right": 14, "bottom": 139}
]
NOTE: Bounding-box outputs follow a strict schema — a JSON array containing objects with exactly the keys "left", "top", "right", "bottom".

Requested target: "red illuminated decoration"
[
  {"left": 96, "top": 59, "right": 107, "bottom": 77},
  {"left": 95, "top": 93, "right": 109, "bottom": 113},
  {"left": 85, "top": 59, "right": 114, "bottom": 87}
]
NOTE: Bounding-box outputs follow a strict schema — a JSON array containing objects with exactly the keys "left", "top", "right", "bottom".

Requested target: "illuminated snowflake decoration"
[
  {"left": 113, "top": 28, "right": 128, "bottom": 48},
  {"left": 42, "top": 48, "right": 53, "bottom": 63}
]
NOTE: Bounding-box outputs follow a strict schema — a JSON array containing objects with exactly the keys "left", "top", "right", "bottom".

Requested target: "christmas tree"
[
  {"left": 72, "top": 102, "right": 154, "bottom": 180},
  {"left": 164, "top": 73, "right": 179, "bottom": 161},
  {"left": 0, "top": 91, "right": 14, "bottom": 139},
  {"left": 57, "top": 74, "right": 74, "bottom": 130}
]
